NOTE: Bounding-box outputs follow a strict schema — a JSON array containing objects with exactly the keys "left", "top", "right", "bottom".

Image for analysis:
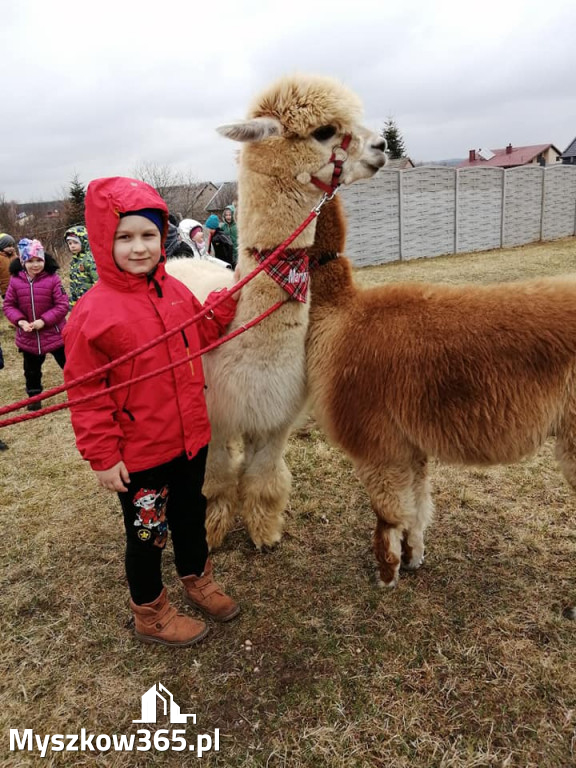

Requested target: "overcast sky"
[{"left": 2, "top": 0, "right": 575, "bottom": 203}]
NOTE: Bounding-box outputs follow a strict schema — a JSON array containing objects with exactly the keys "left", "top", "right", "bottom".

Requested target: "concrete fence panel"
[
  {"left": 456, "top": 167, "right": 503, "bottom": 253},
  {"left": 502, "top": 166, "right": 544, "bottom": 248},
  {"left": 339, "top": 172, "right": 401, "bottom": 266},
  {"left": 401, "top": 167, "right": 456, "bottom": 261},
  {"left": 341, "top": 165, "right": 576, "bottom": 267},
  {"left": 541, "top": 166, "right": 576, "bottom": 241}
]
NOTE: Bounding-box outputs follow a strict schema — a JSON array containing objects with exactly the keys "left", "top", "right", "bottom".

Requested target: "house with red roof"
[{"left": 457, "top": 143, "right": 561, "bottom": 168}]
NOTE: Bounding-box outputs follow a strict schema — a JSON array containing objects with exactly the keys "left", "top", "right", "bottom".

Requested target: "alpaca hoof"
[
  {"left": 248, "top": 521, "right": 283, "bottom": 552},
  {"left": 258, "top": 543, "right": 279, "bottom": 554},
  {"left": 252, "top": 531, "right": 282, "bottom": 552},
  {"left": 401, "top": 552, "right": 425, "bottom": 572},
  {"left": 263, "top": 532, "right": 283, "bottom": 548},
  {"left": 377, "top": 572, "right": 398, "bottom": 589}
]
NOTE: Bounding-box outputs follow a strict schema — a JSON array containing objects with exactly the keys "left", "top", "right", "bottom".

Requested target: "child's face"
[
  {"left": 24, "top": 257, "right": 45, "bottom": 277},
  {"left": 113, "top": 216, "right": 162, "bottom": 276},
  {"left": 191, "top": 230, "right": 204, "bottom": 244},
  {"left": 67, "top": 238, "right": 82, "bottom": 254},
  {"left": 223, "top": 210, "right": 232, "bottom": 223}
]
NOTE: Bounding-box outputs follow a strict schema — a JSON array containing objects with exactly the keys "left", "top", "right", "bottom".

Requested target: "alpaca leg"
[
  {"left": 204, "top": 436, "right": 243, "bottom": 550},
  {"left": 239, "top": 429, "right": 292, "bottom": 550},
  {"left": 401, "top": 453, "right": 434, "bottom": 571},
  {"left": 556, "top": 403, "right": 576, "bottom": 491},
  {"left": 555, "top": 404, "right": 576, "bottom": 615},
  {"left": 356, "top": 462, "right": 416, "bottom": 588}
]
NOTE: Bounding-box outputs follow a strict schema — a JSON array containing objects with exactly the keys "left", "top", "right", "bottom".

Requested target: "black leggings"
[
  {"left": 118, "top": 448, "right": 209, "bottom": 605},
  {"left": 22, "top": 347, "right": 66, "bottom": 394}
]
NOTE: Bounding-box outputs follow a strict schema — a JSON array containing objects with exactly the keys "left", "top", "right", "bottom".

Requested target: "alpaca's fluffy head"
[
  {"left": 248, "top": 74, "right": 364, "bottom": 137},
  {"left": 217, "top": 74, "right": 386, "bottom": 192}
]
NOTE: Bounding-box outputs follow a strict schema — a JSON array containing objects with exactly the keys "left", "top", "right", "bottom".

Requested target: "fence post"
[
  {"left": 454, "top": 168, "right": 459, "bottom": 254},
  {"left": 540, "top": 166, "right": 546, "bottom": 241},
  {"left": 500, "top": 169, "right": 506, "bottom": 248},
  {"left": 398, "top": 169, "right": 404, "bottom": 261}
]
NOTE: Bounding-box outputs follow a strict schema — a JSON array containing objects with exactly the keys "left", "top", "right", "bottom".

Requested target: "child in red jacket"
[{"left": 64, "top": 177, "right": 240, "bottom": 647}]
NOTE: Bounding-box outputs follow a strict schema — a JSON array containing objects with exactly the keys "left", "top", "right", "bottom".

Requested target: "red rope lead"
[
  {"left": 0, "top": 205, "right": 322, "bottom": 420},
  {"left": 0, "top": 300, "right": 285, "bottom": 428}
]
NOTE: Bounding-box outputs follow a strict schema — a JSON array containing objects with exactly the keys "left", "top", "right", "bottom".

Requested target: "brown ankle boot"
[
  {"left": 181, "top": 559, "right": 240, "bottom": 622},
  {"left": 130, "top": 588, "right": 209, "bottom": 647}
]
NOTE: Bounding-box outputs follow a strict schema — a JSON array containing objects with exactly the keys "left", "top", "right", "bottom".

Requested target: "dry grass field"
[{"left": 2, "top": 237, "right": 576, "bottom": 767}]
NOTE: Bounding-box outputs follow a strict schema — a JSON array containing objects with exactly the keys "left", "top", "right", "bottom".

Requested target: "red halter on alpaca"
[
  {"left": 310, "top": 134, "right": 352, "bottom": 194},
  {"left": 252, "top": 134, "right": 352, "bottom": 302}
]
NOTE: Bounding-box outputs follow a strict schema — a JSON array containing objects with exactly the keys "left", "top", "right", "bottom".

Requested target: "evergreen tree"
[
  {"left": 65, "top": 174, "right": 86, "bottom": 227},
  {"left": 381, "top": 117, "right": 407, "bottom": 160}
]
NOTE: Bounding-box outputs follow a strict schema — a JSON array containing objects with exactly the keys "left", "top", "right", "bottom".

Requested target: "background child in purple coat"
[{"left": 3, "top": 239, "right": 69, "bottom": 410}]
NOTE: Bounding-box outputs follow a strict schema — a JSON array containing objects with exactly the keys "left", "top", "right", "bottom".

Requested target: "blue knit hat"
[
  {"left": 120, "top": 208, "right": 164, "bottom": 234},
  {"left": 205, "top": 214, "right": 220, "bottom": 230}
]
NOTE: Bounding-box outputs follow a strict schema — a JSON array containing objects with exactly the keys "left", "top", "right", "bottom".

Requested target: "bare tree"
[
  {"left": 0, "top": 192, "right": 70, "bottom": 263},
  {"left": 0, "top": 195, "right": 19, "bottom": 235},
  {"left": 132, "top": 162, "right": 202, "bottom": 220},
  {"left": 133, "top": 161, "right": 180, "bottom": 199}
]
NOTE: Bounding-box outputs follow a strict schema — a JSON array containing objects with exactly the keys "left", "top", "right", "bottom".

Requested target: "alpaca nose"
[{"left": 372, "top": 137, "right": 387, "bottom": 153}]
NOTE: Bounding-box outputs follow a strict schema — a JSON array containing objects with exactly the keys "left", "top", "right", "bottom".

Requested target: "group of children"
[
  {"left": 165, "top": 205, "right": 238, "bottom": 267},
  {"left": 1, "top": 225, "right": 97, "bottom": 411},
  {"left": 0, "top": 233, "right": 20, "bottom": 450},
  {"left": 1, "top": 178, "right": 242, "bottom": 647}
]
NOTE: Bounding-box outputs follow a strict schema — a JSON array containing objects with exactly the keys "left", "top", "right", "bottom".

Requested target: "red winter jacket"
[{"left": 63, "top": 177, "right": 237, "bottom": 472}]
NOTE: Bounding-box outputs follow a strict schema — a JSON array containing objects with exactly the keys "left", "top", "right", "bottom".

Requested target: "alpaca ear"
[{"left": 217, "top": 117, "right": 282, "bottom": 143}]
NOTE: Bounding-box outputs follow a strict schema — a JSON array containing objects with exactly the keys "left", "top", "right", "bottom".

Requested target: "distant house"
[
  {"left": 22, "top": 200, "right": 64, "bottom": 218},
  {"left": 560, "top": 137, "right": 576, "bottom": 165},
  {"left": 457, "top": 143, "right": 561, "bottom": 169},
  {"left": 205, "top": 182, "right": 238, "bottom": 215},
  {"left": 382, "top": 157, "right": 415, "bottom": 170},
  {"left": 164, "top": 182, "right": 218, "bottom": 222}
]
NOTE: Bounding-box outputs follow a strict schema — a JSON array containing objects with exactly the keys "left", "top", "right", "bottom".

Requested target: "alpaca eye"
[{"left": 312, "top": 125, "right": 337, "bottom": 142}]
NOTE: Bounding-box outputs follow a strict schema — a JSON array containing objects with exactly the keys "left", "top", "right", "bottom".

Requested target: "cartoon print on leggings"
[{"left": 133, "top": 486, "right": 169, "bottom": 547}]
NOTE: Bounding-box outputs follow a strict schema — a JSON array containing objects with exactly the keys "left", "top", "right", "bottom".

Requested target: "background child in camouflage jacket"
[{"left": 64, "top": 224, "right": 98, "bottom": 307}]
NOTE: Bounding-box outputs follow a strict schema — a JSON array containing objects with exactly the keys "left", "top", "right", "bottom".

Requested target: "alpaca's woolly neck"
[{"left": 309, "top": 196, "right": 356, "bottom": 308}]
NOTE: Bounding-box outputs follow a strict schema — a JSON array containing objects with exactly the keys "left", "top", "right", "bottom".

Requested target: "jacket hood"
[
  {"left": 223, "top": 204, "right": 236, "bottom": 223},
  {"left": 85, "top": 177, "right": 168, "bottom": 292},
  {"left": 177, "top": 219, "right": 203, "bottom": 250},
  {"left": 64, "top": 224, "right": 92, "bottom": 255}
]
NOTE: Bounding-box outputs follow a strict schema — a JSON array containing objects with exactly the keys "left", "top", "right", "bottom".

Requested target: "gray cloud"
[{"left": 2, "top": 0, "right": 575, "bottom": 202}]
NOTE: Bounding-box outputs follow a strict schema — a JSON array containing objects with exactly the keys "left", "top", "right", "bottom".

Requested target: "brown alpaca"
[{"left": 307, "top": 195, "right": 576, "bottom": 587}]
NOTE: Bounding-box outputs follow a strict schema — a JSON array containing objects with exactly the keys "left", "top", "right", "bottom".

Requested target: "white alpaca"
[
  {"left": 166, "top": 258, "right": 234, "bottom": 302},
  {"left": 167, "top": 73, "right": 386, "bottom": 549}
]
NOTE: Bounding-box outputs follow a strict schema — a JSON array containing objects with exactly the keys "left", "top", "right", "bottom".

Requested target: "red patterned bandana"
[{"left": 253, "top": 248, "right": 309, "bottom": 303}]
